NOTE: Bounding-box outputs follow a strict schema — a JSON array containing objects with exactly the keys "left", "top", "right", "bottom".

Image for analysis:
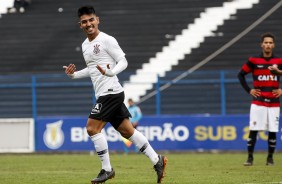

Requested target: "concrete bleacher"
[
  {"left": 1, "top": 0, "right": 281, "bottom": 116},
  {"left": 0, "top": 0, "right": 227, "bottom": 117},
  {"left": 138, "top": 0, "right": 282, "bottom": 115},
  {"left": 0, "top": 0, "right": 225, "bottom": 75},
  {"left": 0, "top": 0, "right": 96, "bottom": 74}
]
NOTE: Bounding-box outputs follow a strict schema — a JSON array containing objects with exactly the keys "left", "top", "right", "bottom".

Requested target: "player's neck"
[
  {"left": 88, "top": 30, "right": 100, "bottom": 42},
  {"left": 263, "top": 51, "right": 272, "bottom": 58}
]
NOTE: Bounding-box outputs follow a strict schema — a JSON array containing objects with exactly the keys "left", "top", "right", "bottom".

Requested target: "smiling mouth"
[{"left": 86, "top": 26, "right": 95, "bottom": 32}]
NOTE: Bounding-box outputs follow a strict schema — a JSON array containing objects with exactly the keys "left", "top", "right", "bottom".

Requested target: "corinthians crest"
[
  {"left": 93, "top": 44, "right": 100, "bottom": 54},
  {"left": 43, "top": 120, "right": 64, "bottom": 149}
]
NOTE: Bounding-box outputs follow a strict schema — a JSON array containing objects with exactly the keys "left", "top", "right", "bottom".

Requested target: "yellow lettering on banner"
[
  {"left": 243, "top": 126, "right": 249, "bottom": 140},
  {"left": 223, "top": 126, "right": 236, "bottom": 140},
  {"left": 242, "top": 126, "right": 268, "bottom": 141},
  {"left": 194, "top": 126, "right": 237, "bottom": 141},
  {"left": 208, "top": 126, "right": 221, "bottom": 141},
  {"left": 194, "top": 126, "right": 208, "bottom": 141},
  {"left": 258, "top": 131, "right": 268, "bottom": 141}
]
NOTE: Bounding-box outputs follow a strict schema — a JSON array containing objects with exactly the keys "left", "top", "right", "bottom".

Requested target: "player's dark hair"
[
  {"left": 261, "top": 32, "right": 275, "bottom": 43},
  {"left": 77, "top": 6, "right": 96, "bottom": 17}
]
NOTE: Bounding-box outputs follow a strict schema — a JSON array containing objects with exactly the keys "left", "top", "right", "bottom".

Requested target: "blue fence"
[
  {"left": 0, "top": 70, "right": 251, "bottom": 118},
  {"left": 154, "top": 71, "right": 243, "bottom": 115}
]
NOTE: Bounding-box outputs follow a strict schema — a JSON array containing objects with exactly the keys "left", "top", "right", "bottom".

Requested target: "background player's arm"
[
  {"left": 238, "top": 70, "right": 261, "bottom": 98},
  {"left": 268, "top": 64, "right": 282, "bottom": 75},
  {"left": 272, "top": 89, "right": 282, "bottom": 98}
]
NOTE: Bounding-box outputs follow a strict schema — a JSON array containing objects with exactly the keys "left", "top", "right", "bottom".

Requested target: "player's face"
[
  {"left": 79, "top": 14, "right": 100, "bottom": 38},
  {"left": 128, "top": 100, "right": 134, "bottom": 106},
  {"left": 261, "top": 37, "right": 275, "bottom": 54}
]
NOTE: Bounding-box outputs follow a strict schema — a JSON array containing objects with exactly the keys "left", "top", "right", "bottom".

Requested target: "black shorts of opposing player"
[{"left": 89, "top": 92, "right": 131, "bottom": 129}]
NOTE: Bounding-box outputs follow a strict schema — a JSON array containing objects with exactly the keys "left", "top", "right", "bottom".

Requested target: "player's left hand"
[
  {"left": 96, "top": 64, "right": 114, "bottom": 77},
  {"left": 272, "top": 88, "right": 282, "bottom": 98},
  {"left": 96, "top": 64, "right": 110, "bottom": 75},
  {"left": 268, "top": 64, "right": 279, "bottom": 75}
]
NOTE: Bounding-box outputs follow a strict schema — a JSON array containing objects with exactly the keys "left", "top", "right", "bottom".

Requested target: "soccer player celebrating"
[
  {"left": 63, "top": 6, "right": 167, "bottom": 184},
  {"left": 238, "top": 32, "right": 282, "bottom": 166}
]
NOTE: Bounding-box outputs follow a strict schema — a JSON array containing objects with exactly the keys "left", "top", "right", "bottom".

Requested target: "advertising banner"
[{"left": 35, "top": 115, "right": 282, "bottom": 151}]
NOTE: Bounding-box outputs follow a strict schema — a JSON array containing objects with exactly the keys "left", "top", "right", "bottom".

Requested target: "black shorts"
[{"left": 89, "top": 92, "right": 131, "bottom": 129}]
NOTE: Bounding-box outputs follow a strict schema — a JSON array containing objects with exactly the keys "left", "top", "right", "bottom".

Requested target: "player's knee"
[
  {"left": 119, "top": 131, "right": 130, "bottom": 139},
  {"left": 86, "top": 125, "right": 100, "bottom": 136},
  {"left": 119, "top": 129, "right": 134, "bottom": 139}
]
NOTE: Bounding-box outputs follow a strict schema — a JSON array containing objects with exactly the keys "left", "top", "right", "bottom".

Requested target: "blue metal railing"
[
  {"left": 0, "top": 70, "right": 250, "bottom": 118},
  {"left": 153, "top": 70, "right": 250, "bottom": 115}
]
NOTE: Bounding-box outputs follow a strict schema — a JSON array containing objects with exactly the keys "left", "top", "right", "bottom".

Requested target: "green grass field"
[{"left": 0, "top": 152, "right": 282, "bottom": 184}]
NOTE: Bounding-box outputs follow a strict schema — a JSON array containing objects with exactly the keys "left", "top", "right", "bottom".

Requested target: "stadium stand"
[
  {"left": 0, "top": 0, "right": 282, "bottom": 117},
  {"left": 0, "top": 0, "right": 226, "bottom": 74},
  {"left": 0, "top": 0, "right": 225, "bottom": 117},
  {"left": 138, "top": 0, "right": 282, "bottom": 115}
]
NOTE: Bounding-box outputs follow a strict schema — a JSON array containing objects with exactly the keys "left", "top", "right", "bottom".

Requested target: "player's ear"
[
  {"left": 78, "top": 22, "right": 83, "bottom": 29},
  {"left": 96, "top": 16, "right": 100, "bottom": 24}
]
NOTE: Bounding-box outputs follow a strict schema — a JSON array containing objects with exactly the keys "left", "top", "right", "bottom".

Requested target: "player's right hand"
[
  {"left": 250, "top": 89, "right": 261, "bottom": 98},
  {"left": 63, "top": 64, "right": 76, "bottom": 75}
]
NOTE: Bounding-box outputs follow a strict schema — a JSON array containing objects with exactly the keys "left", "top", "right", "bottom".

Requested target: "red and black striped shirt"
[{"left": 238, "top": 54, "right": 282, "bottom": 107}]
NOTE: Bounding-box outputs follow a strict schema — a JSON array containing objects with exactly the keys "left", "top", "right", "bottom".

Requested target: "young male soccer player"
[
  {"left": 63, "top": 5, "right": 167, "bottom": 184},
  {"left": 238, "top": 32, "right": 282, "bottom": 166}
]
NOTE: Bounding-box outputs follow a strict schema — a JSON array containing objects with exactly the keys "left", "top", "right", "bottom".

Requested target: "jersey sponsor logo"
[
  {"left": 91, "top": 103, "right": 102, "bottom": 114},
  {"left": 43, "top": 120, "right": 64, "bottom": 149},
  {"left": 257, "top": 75, "right": 277, "bottom": 81},
  {"left": 264, "top": 98, "right": 270, "bottom": 102},
  {"left": 93, "top": 44, "right": 100, "bottom": 54},
  {"left": 257, "top": 65, "right": 264, "bottom": 68}
]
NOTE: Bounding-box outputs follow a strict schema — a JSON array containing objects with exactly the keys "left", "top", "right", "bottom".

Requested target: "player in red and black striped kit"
[{"left": 238, "top": 32, "right": 282, "bottom": 166}]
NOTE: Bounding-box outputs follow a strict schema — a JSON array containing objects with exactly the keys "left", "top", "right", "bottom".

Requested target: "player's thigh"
[
  {"left": 116, "top": 118, "right": 135, "bottom": 138},
  {"left": 86, "top": 118, "right": 106, "bottom": 135},
  {"left": 267, "top": 107, "right": 280, "bottom": 132},
  {"left": 249, "top": 104, "right": 267, "bottom": 131}
]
